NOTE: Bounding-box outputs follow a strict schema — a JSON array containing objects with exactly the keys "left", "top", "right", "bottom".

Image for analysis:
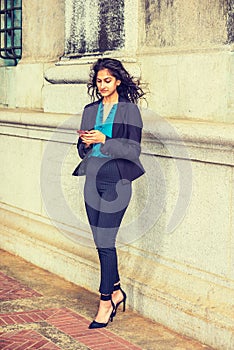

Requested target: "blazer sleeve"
[
  {"left": 77, "top": 107, "right": 93, "bottom": 159},
  {"left": 100, "top": 103, "right": 143, "bottom": 160}
]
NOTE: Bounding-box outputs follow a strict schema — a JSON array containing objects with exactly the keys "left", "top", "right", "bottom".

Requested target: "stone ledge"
[
  {"left": 0, "top": 207, "right": 233, "bottom": 350},
  {"left": 44, "top": 61, "right": 141, "bottom": 84},
  {"left": 0, "top": 108, "right": 233, "bottom": 144},
  {"left": 0, "top": 108, "right": 71, "bottom": 128},
  {"left": 141, "top": 106, "right": 234, "bottom": 147},
  {"left": 0, "top": 108, "right": 233, "bottom": 166}
]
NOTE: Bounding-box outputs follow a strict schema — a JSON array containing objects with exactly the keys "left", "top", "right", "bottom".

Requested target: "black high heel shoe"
[
  {"left": 112, "top": 284, "right": 127, "bottom": 317},
  {"left": 89, "top": 294, "right": 116, "bottom": 329}
]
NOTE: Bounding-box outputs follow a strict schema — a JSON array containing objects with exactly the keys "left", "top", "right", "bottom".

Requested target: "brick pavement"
[
  {"left": 0, "top": 250, "right": 214, "bottom": 350},
  {"left": 0, "top": 272, "right": 42, "bottom": 301}
]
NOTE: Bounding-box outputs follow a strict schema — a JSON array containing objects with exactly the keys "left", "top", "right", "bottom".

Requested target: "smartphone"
[{"left": 77, "top": 130, "right": 89, "bottom": 135}]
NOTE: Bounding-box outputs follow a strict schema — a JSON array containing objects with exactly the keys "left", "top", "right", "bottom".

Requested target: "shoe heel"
[
  {"left": 110, "top": 299, "right": 116, "bottom": 322},
  {"left": 122, "top": 299, "right": 126, "bottom": 312},
  {"left": 113, "top": 284, "right": 127, "bottom": 316}
]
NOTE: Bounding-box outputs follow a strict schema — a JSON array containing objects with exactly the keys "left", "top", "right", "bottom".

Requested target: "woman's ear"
[{"left": 117, "top": 80, "right": 121, "bottom": 86}]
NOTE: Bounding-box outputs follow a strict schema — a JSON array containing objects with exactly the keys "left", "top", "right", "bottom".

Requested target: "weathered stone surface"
[
  {"left": 227, "top": 0, "right": 234, "bottom": 43},
  {"left": 65, "top": 0, "right": 125, "bottom": 55},
  {"left": 22, "top": 0, "right": 65, "bottom": 61},
  {"left": 0, "top": 2, "right": 234, "bottom": 349},
  {"left": 139, "top": 49, "right": 234, "bottom": 122},
  {"left": 44, "top": 64, "right": 90, "bottom": 84},
  {"left": 43, "top": 83, "right": 89, "bottom": 114},
  {"left": 44, "top": 61, "right": 141, "bottom": 84},
  {"left": 143, "top": 0, "right": 229, "bottom": 48}
]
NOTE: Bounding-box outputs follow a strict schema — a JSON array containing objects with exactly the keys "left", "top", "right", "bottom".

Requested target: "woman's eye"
[{"left": 96, "top": 78, "right": 112, "bottom": 83}]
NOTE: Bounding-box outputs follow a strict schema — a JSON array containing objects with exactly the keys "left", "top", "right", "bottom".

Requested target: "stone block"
[
  {"left": 155, "top": 160, "right": 231, "bottom": 278},
  {"left": 45, "top": 64, "right": 90, "bottom": 84},
  {"left": 5, "top": 67, "right": 17, "bottom": 108},
  {"left": 143, "top": 0, "right": 228, "bottom": 48},
  {"left": 140, "top": 50, "right": 231, "bottom": 122},
  {"left": 15, "top": 63, "right": 44, "bottom": 109},
  {"left": 0, "top": 133, "right": 43, "bottom": 214},
  {"left": 227, "top": 52, "right": 234, "bottom": 121},
  {"left": 0, "top": 67, "right": 7, "bottom": 106},
  {"left": 22, "top": 0, "right": 64, "bottom": 61},
  {"left": 0, "top": 67, "right": 17, "bottom": 108},
  {"left": 231, "top": 167, "right": 234, "bottom": 281},
  {"left": 43, "top": 83, "right": 90, "bottom": 114}
]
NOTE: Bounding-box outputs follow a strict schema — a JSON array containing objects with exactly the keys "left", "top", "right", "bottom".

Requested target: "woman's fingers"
[{"left": 81, "top": 130, "right": 105, "bottom": 144}]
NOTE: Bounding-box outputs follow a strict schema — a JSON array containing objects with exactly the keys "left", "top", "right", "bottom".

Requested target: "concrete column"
[
  {"left": 22, "top": 0, "right": 65, "bottom": 62},
  {"left": 64, "top": 0, "right": 138, "bottom": 56},
  {"left": 0, "top": 1, "right": 65, "bottom": 109},
  {"left": 43, "top": 0, "right": 140, "bottom": 113}
]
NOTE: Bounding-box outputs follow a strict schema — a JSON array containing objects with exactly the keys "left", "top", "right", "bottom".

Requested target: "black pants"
[{"left": 84, "top": 158, "right": 132, "bottom": 294}]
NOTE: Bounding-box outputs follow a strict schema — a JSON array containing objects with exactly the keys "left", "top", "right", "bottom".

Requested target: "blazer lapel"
[
  {"left": 85, "top": 102, "right": 99, "bottom": 130},
  {"left": 87, "top": 98, "right": 128, "bottom": 137},
  {"left": 112, "top": 102, "right": 126, "bottom": 137}
]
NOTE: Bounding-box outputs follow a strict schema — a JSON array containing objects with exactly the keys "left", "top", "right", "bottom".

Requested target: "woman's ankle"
[
  {"left": 100, "top": 293, "right": 112, "bottom": 301},
  {"left": 99, "top": 299, "right": 112, "bottom": 309},
  {"left": 113, "top": 282, "right": 121, "bottom": 292}
]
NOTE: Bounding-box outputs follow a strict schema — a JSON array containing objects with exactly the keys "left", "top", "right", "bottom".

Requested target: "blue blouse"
[{"left": 90, "top": 102, "right": 118, "bottom": 158}]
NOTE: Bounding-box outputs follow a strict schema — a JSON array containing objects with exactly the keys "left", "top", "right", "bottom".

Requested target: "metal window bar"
[{"left": 0, "top": 0, "right": 22, "bottom": 65}]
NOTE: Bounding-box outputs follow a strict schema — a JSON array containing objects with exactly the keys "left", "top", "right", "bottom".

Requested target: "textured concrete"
[
  {"left": 22, "top": 0, "right": 64, "bottom": 62},
  {"left": 139, "top": 50, "right": 233, "bottom": 122},
  {"left": 0, "top": 1, "right": 233, "bottom": 349},
  {"left": 142, "top": 0, "right": 228, "bottom": 48},
  {"left": 0, "top": 108, "right": 233, "bottom": 349},
  {"left": 43, "top": 83, "right": 89, "bottom": 114}
]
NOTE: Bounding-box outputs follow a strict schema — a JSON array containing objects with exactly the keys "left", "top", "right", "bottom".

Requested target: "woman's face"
[{"left": 96, "top": 69, "right": 121, "bottom": 101}]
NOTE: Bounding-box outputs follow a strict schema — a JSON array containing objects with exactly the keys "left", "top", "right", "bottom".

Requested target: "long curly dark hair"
[{"left": 87, "top": 58, "right": 145, "bottom": 104}]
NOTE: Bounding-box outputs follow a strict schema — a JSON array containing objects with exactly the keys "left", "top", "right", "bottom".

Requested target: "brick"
[
  {"left": 0, "top": 330, "right": 61, "bottom": 350},
  {"left": 0, "top": 315, "right": 16, "bottom": 325},
  {"left": 0, "top": 272, "right": 42, "bottom": 301},
  {"left": 17, "top": 314, "right": 35, "bottom": 323}
]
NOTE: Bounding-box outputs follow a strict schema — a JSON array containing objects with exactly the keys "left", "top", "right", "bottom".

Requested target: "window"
[{"left": 0, "top": 0, "right": 22, "bottom": 66}]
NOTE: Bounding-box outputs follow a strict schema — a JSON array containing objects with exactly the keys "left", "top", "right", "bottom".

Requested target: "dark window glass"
[{"left": 0, "top": 0, "right": 22, "bottom": 66}]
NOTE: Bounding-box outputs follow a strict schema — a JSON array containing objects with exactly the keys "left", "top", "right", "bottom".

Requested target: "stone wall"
[
  {"left": 65, "top": 0, "right": 125, "bottom": 55},
  {"left": 22, "top": 0, "right": 65, "bottom": 62},
  {"left": 0, "top": 0, "right": 65, "bottom": 110},
  {"left": 138, "top": 0, "right": 234, "bottom": 122},
  {"left": 142, "top": 0, "right": 230, "bottom": 48},
  {"left": 0, "top": 1, "right": 233, "bottom": 350},
  {"left": 0, "top": 109, "right": 233, "bottom": 350}
]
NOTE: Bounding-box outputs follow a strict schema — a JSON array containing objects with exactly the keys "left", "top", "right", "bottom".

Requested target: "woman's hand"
[{"left": 81, "top": 130, "right": 106, "bottom": 147}]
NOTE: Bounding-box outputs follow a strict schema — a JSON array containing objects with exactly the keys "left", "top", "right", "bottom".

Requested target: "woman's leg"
[
  {"left": 84, "top": 160, "right": 131, "bottom": 325},
  {"left": 97, "top": 247, "right": 119, "bottom": 293},
  {"left": 95, "top": 162, "right": 131, "bottom": 291},
  {"left": 85, "top": 190, "right": 129, "bottom": 294}
]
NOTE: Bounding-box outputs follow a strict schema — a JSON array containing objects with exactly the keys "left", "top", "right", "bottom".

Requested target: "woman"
[{"left": 73, "top": 58, "right": 145, "bottom": 329}]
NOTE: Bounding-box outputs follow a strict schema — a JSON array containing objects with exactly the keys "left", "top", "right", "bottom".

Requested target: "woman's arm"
[{"left": 77, "top": 108, "right": 93, "bottom": 159}]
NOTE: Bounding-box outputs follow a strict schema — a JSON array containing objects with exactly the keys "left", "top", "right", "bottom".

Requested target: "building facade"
[{"left": 0, "top": 1, "right": 234, "bottom": 349}]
